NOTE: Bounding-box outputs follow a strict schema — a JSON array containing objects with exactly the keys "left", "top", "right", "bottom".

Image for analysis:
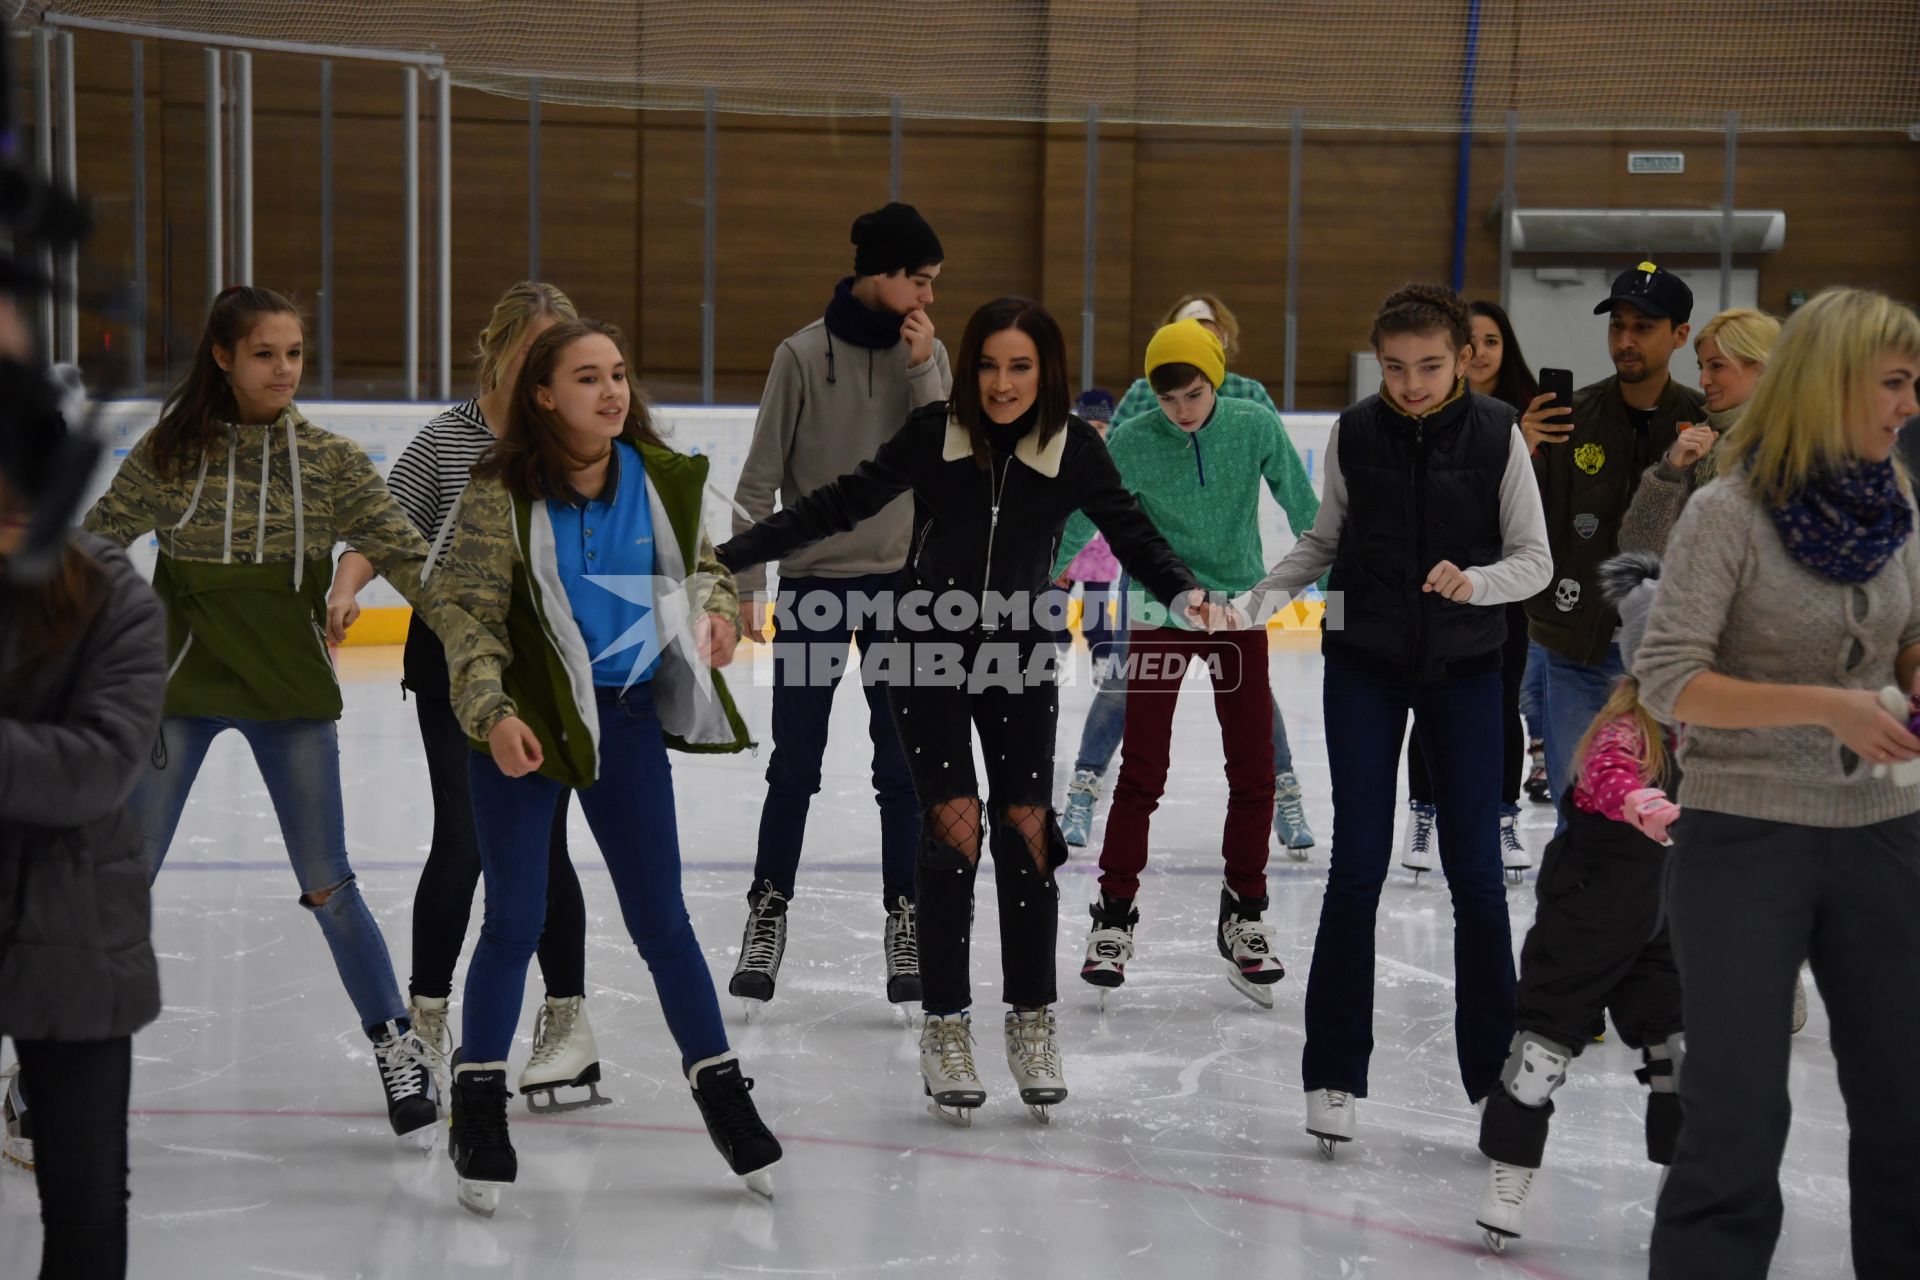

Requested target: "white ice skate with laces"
[
  {"left": 919, "top": 1012, "right": 987, "bottom": 1125},
  {"left": 1003, "top": 1008, "right": 1067, "bottom": 1123}
]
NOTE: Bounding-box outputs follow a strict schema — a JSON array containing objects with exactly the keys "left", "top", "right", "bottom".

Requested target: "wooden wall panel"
[{"left": 28, "top": 36, "right": 1920, "bottom": 411}]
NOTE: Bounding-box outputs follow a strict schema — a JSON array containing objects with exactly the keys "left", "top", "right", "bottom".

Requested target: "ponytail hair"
[
  {"left": 1371, "top": 283, "right": 1472, "bottom": 352},
  {"left": 149, "top": 286, "right": 304, "bottom": 480},
  {"left": 473, "top": 281, "right": 579, "bottom": 395},
  {"left": 1571, "top": 676, "right": 1671, "bottom": 791}
]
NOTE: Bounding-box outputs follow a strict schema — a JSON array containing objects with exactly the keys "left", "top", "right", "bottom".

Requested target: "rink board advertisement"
[{"left": 82, "top": 401, "right": 1334, "bottom": 621}]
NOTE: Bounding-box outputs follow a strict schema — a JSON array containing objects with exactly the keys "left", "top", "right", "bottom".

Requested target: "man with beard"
[{"left": 1522, "top": 263, "right": 1706, "bottom": 828}]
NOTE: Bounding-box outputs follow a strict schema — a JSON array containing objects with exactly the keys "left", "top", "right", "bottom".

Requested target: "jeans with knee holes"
[{"left": 129, "top": 715, "right": 408, "bottom": 1033}]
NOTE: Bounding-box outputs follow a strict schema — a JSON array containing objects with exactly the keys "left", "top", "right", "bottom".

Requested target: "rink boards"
[{"left": 81, "top": 400, "right": 1335, "bottom": 633}]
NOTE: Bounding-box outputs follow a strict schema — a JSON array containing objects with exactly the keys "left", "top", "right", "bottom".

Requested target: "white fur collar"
[{"left": 941, "top": 414, "right": 1070, "bottom": 479}]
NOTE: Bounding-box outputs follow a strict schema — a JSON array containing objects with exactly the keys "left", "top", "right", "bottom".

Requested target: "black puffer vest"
[{"left": 1325, "top": 386, "right": 1512, "bottom": 683}]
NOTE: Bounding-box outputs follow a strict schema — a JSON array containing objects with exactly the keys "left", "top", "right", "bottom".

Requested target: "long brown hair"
[
  {"left": 950, "top": 297, "right": 1071, "bottom": 471},
  {"left": 8, "top": 544, "right": 107, "bottom": 675},
  {"left": 472, "top": 319, "right": 667, "bottom": 501},
  {"left": 149, "top": 286, "right": 305, "bottom": 480}
]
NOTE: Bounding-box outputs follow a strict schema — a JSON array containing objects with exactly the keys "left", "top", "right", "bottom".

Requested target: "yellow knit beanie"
[{"left": 1144, "top": 319, "right": 1226, "bottom": 389}]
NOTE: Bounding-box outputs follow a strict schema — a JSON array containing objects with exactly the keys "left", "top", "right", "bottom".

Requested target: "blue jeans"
[
  {"left": 1069, "top": 574, "right": 1294, "bottom": 777},
  {"left": 1518, "top": 640, "right": 1549, "bottom": 741},
  {"left": 758, "top": 573, "right": 919, "bottom": 906},
  {"left": 1540, "top": 643, "right": 1627, "bottom": 832},
  {"left": 462, "top": 683, "right": 727, "bottom": 1070},
  {"left": 1302, "top": 656, "right": 1515, "bottom": 1102},
  {"left": 131, "top": 716, "right": 407, "bottom": 1032}
]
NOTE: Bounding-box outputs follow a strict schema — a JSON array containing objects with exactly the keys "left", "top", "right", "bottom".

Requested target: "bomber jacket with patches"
[
  {"left": 422, "top": 433, "right": 750, "bottom": 790},
  {"left": 1525, "top": 374, "right": 1704, "bottom": 665}
]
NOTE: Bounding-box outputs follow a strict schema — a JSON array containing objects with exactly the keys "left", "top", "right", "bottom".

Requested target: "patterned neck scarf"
[{"left": 1768, "top": 458, "right": 1913, "bottom": 584}]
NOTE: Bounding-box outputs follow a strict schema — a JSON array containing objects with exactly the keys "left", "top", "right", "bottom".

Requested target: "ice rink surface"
[{"left": 2, "top": 641, "right": 1855, "bottom": 1279}]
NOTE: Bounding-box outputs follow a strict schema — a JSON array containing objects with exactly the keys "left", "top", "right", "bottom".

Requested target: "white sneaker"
[
  {"left": 520, "top": 996, "right": 610, "bottom": 1112},
  {"left": 1500, "top": 808, "right": 1531, "bottom": 883},
  {"left": 920, "top": 1012, "right": 986, "bottom": 1125},
  {"left": 1003, "top": 1009, "right": 1067, "bottom": 1122},
  {"left": 1402, "top": 801, "right": 1437, "bottom": 878},
  {"left": 1476, "top": 1160, "right": 1536, "bottom": 1252},
  {"left": 1305, "top": 1088, "right": 1355, "bottom": 1157},
  {"left": 407, "top": 994, "right": 453, "bottom": 1095}
]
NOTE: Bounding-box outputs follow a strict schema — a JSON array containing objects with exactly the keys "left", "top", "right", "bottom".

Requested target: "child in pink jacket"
[{"left": 1473, "top": 553, "right": 1683, "bottom": 1252}]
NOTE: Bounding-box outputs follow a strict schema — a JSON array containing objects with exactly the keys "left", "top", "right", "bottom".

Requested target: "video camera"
[{"left": 0, "top": 12, "right": 106, "bottom": 582}]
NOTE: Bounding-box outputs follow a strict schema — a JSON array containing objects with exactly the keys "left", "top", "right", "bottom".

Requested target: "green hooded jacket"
[
  {"left": 82, "top": 406, "right": 429, "bottom": 721},
  {"left": 423, "top": 434, "right": 753, "bottom": 789}
]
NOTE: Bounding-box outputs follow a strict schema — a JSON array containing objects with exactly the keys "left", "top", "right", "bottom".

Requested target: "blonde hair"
[
  {"left": 1571, "top": 676, "right": 1670, "bottom": 791},
  {"left": 1694, "top": 307, "right": 1781, "bottom": 368},
  {"left": 473, "top": 281, "right": 579, "bottom": 395},
  {"left": 1161, "top": 293, "right": 1241, "bottom": 360},
  {"left": 1721, "top": 288, "right": 1920, "bottom": 503}
]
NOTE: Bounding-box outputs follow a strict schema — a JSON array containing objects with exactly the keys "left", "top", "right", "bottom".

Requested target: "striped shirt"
[{"left": 387, "top": 400, "right": 495, "bottom": 544}]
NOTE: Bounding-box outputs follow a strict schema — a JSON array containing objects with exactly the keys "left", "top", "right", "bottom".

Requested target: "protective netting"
[{"left": 19, "top": 1, "right": 1920, "bottom": 131}]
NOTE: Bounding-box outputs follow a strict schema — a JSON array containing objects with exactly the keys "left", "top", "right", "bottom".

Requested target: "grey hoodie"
[{"left": 730, "top": 317, "right": 951, "bottom": 599}]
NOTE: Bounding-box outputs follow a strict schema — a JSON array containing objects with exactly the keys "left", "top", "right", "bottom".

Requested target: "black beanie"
[{"left": 851, "top": 202, "right": 944, "bottom": 278}]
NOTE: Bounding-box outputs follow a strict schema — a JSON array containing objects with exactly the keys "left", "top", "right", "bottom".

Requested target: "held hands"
[
  {"left": 1423, "top": 560, "right": 1476, "bottom": 603},
  {"left": 740, "top": 597, "right": 772, "bottom": 646},
  {"left": 1520, "top": 392, "right": 1574, "bottom": 452},
  {"left": 324, "top": 586, "right": 362, "bottom": 645},
  {"left": 1181, "top": 589, "right": 1245, "bottom": 633},
  {"left": 1623, "top": 788, "right": 1682, "bottom": 845},
  {"left": 696, "top": 612, "right": 739, "bottom": 669},
  {"left": 901, "top": 309, "right": 936, "bottom": 369},
  {"left": 1666, "top": 423, "right": 1719, "bottom": 471},
  {"left": 488, "top": 716, "right": 545, "bottom": 778}
]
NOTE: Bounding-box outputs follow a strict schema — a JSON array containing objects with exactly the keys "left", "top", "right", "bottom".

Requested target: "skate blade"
[
  {"left": 742, "top": 1168, "right": 775, "bottom": 1199},
  {"left": 400, "top": 1122, "right": 441, "bottom": 1153},
  {"left": 524, "top": 1082, "right": 612, "bottom": 1115},
  {"left": 1228, "top": 970, "right": 1279, "bottom": 1009},
  {"left": 1026, "top": 1104, "right": 1052, "bottom": 1125},
  {"left": 1504, "top": 869, "right": 1527, "bottom": 886},
  {"left": 1, "top": 1143, "right": 33, "bottom": 1174},
  {"left": 1286, "top": 846, "right": 1311, "bottom": 862},
  {"left": 1097, "top": 988, "right": 1111, "bottom": 1013},
  {"left": 457, "top": 1179, "right": 508, "bottom": 1218},
  {"left": 927, "top": 1102, "right": 976, "bottom": 1127},
  {"left": 1403, "top": 866, "right": 1432, "bottom": 882},
  {"left": 1310, "top": 1133, "right": 1348, "bottom": 1160},
  {"left": 1478, "top": 1225, "right": 1516, "bottom": 1254}
]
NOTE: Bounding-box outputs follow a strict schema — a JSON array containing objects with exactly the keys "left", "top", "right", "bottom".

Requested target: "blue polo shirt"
[{"left": 547, "top": 442, "right": 660, "bottom": 688}]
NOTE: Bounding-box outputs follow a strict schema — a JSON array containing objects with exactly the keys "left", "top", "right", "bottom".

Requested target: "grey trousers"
[{"left": 1650, "top": 807, "right": 1920, "bottom": 1280}]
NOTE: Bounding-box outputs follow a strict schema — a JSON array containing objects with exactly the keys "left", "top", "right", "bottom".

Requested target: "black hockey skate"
[
  {"left": 370, "top": 1019, "right": 441, "bottom": 1149},
  {"left": 729, "top": 881, "right": 788, "bottom": 1019},
  {"left": 448, "top": 1058, "right": 517, "bottom": 1218},
  {"left": 688, "top": 1053, "right": 782, "bottom": 1198}
]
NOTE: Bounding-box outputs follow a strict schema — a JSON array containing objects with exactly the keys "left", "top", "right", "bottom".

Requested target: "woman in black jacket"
[
  {"left": 718, "top": 296, "right": 1214, "bottom": 1126},
  {"left": 0, "top": 415, "right": 169, "bottom": 1279}
]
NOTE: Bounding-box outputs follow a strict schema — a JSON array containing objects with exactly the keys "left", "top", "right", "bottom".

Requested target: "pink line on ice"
[{"left": 133, "top": 1106, "right": 1575, "bottom": 1279}]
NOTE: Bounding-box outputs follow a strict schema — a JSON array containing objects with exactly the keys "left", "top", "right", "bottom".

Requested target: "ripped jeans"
[{"left": 130, "top": 716, "right": 409, "bottom": 1033}]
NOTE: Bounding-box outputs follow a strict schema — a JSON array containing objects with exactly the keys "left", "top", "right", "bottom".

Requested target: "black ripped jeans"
[{"left": 885, "top": 634, "right": 1067, "bottom": 1015}]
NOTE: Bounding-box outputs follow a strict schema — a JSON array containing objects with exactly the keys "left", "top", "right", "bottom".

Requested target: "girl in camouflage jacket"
[
  {"left": 83, "top": 287, "right": 440, "bottom": 1146},
  {"left": 421, "top": 318, "right": 777, "bottom": 1216}
]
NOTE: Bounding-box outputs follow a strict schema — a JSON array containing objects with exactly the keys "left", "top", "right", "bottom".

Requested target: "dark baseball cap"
[{"left": 1593, "top": 261, "right": 1694, "bottom": 325}]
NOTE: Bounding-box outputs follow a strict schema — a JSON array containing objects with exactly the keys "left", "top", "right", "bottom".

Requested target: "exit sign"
[{"left": 1628, "top": 152, "right": 1686, "bottom": 174}]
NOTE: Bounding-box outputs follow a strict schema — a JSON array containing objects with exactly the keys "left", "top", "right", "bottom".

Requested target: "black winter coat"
[
  {"left": 0, "top": 534, "right": 168, "bottom": 1041},
  {"left": 716, "top": 405, "right": 1201, "bottom": 633}
]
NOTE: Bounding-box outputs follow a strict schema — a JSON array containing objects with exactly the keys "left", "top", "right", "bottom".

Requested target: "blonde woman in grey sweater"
[{"left": 1634, "top": 287, "right": 1920, "bottom": 1280}]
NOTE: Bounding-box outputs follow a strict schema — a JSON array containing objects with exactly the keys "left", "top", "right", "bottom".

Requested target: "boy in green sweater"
[{"left": 1053, "top": 319, "right": 1314, "bottom": 1009}]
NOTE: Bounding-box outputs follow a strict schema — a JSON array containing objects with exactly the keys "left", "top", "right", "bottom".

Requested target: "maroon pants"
[{"left": 1097, "top": 626, "right": 1275, "bottom": 902}]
